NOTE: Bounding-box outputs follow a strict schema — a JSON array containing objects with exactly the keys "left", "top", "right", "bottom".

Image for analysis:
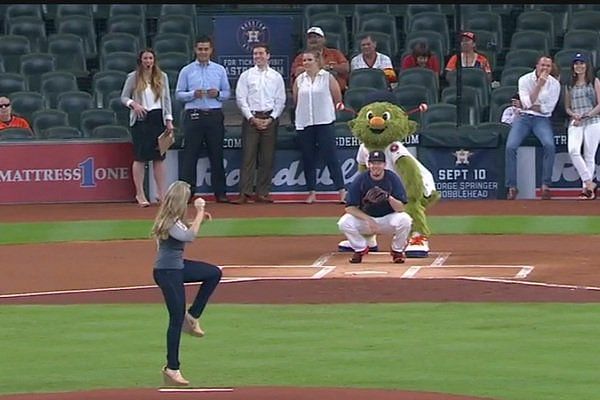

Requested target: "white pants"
[
  {"left": 568, "top": 121, "right": 600, "bottom": 185},
  {"left": 337, "top": 212, "right": 413, "bottom": 252}
]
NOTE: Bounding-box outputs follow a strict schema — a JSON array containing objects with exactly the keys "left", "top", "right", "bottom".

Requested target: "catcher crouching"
[{"left": 337, "top": 150, "right": 413, "bottom": 264}]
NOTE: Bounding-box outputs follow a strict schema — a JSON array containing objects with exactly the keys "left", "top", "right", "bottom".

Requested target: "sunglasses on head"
[{"left": 0, "top": 103, "right": 10, "bottom": 108}]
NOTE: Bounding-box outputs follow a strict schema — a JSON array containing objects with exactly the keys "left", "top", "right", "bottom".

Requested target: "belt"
[
  {"left": 251, "top": 110, "right": 273, "bottom": 117},
  {"left": 187, "top": 108, "right": 222, "bottom": 114}
]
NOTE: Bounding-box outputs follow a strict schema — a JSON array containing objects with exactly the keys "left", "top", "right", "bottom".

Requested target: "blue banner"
[
  {"left": 213, "top": 16, "right": 295, "bottom": 85},
  {"left": 419, "top": 147, "right": 503, "bottom": 200}
]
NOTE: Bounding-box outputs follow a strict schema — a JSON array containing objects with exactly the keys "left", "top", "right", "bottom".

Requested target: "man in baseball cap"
[
  {"left": 290, "top": 26, "right": 349, "bottom": 91},
  {"left": 444, "top": 30, "right": 492, "bottom": 82}
]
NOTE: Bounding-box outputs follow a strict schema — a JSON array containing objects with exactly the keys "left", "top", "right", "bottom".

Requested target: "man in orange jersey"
[{"left": 0, "top": 96, "right": 33, "bottom": 134}]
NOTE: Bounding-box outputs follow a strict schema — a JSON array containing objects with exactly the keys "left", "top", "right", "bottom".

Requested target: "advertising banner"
[
  {"left": 213, "top": 15, "right": 295, "bottom": 85},
  {"left": 0, "top": 142, "right": 134, "bottom": 204}
]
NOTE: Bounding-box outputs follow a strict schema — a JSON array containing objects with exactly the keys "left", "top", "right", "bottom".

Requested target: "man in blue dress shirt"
[{"left": 176, "top": 35, "right": 232, "bottom": 203}]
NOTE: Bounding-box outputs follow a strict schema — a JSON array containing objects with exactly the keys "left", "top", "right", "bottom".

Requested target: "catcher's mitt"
[{"left": 362, "top": 186, "right": 390, "bottom": 206}]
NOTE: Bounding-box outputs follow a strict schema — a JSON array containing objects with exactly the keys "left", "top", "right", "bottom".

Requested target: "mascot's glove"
[{"left": 362, "top": 186, "right": 390, "bottom": 206}]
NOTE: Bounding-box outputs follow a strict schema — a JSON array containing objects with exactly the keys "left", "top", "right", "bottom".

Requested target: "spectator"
[
  {"left": 564, "top": 53, "right": 600, "bottom": 200},
  {"left": 292, "top": 49, "right": 346, "bottom": 204},
  {"left": 445, "top": 31, "right": 492, "bottom": 82},
  {"left": 500, "top": 92, "right": 522, "bottom": 125},
  {"left": 121, "top": 49, "right": 174, "bottom": 207},
  {"left": 400, "top": 40, "right": 441, "bottom": 75},
  {"left": 291, "top": 26, "right": 350, "bottom": 92},
  {"left": 350, "top": 34, "right": 397, "bottom": 85},
  {"left": 0, "top": 96, "right": 32, "bottom": 134},
  {"left": 505, "top": 55, "right": 560, "bottom": 200},
  {"left": 175, "top": 36, "right": 231, "bottom": 203},
  {"left": 233, "top": 43, "right": 286, "bottom": 204}
]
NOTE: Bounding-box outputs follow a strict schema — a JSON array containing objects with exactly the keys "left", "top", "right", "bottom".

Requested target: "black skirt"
[{"left": 131, "top": 109, "right": 166, "bottom": 162}]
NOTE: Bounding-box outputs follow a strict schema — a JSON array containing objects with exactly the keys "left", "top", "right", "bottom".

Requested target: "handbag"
[{"left": 157, "top": 129, "right": 175, "bottom": 155}]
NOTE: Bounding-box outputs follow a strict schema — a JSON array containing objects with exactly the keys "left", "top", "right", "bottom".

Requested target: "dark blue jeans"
[
  {"left": 297, "top": 122, "right": 345, "bottom": 191},
  {"left": 153, "top": 260, "right": 222, "bottom": 370}
]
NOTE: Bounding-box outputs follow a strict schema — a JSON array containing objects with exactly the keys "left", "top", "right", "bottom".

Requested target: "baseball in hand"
[
  {"left": 418, "top": 103, "right": 428, "bottom": 112},
  {"left": 335, "top": 102, "right": 345, "bottom": 111},
  {"left": 194, "top": 197, "right": 206, "bottom": 208}
]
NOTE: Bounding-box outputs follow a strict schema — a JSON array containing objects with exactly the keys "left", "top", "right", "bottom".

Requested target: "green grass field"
[{"left": 1, "top": 215, "right": 599, "bottom": 399}]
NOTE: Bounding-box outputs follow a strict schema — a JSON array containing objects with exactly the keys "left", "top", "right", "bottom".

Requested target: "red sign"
[{"left": 0, "top": 141, "right": 135, "bottom": 204}]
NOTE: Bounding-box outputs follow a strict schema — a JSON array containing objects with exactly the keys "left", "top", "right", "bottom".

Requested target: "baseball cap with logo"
[
  {"left": 573, "top": 52, "right": 587, "bottom": 63},
  {"left": 368, "top": 150, "right": 386, "bottom": 163},
  {"left": 461, "top": 31, "right": 476, "bottom": 41},
  {"left": 306, "top": 26, "right": 325, "bottom": 37}
]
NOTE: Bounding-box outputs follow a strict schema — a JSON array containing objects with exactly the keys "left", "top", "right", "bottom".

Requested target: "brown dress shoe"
[
  {"left": 506, "top": 187, "right": 518, "bottom": 200},
  {"left": 232, "top": 194, "right": 253, "bottom": 204},
  {"left": 255, "top": 195, "right": 274, "bottom": 203}
]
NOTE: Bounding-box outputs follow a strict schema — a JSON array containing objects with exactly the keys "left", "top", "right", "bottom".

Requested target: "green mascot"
[{"left": 337, "top": 100, "right": 441, "bottom": 257}]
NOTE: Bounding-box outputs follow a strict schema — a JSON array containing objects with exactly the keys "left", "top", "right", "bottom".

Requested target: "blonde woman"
[
  {"left": 151, "top": 181, "right": 222, "bottom": 386},
  {"left": 293, "top": 48, "right": 346, "bottom": 204},
  {"left": 564, "top": 53, "right": 600, "bottom": 200},
  {"left": 121, "top": 49, "right": 174, "bottom": 206}
]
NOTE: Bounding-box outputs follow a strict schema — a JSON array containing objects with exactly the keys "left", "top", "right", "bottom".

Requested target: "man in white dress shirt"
[
  {"left": 505, "top": 55, "right": 560, "bottom": 200},
  {"left": 350, "top": 34, "right": 397, "bottom": 86},
  {"left": 234, "top": 43, "right": 286, "bottom": 204}
]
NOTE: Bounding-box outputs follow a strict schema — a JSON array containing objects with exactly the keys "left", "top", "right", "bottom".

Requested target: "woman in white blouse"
[
  {"left": 121, "top": 49, "right": 174, "bottom": 206},
  {"left": 293, "top": 49, "right": 346, "bottom": 204}
]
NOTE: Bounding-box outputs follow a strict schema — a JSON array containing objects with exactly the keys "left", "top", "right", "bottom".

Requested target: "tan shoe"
[
  {"left": 183, "top": 312, "right": 205, "bottom": 337},
  {"left": 162, "top": 366, "right": 189, "bottom": 386}
]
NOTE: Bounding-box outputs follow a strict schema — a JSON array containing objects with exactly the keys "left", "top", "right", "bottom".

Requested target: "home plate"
[
  {"left": 158, "top": 387, "right": 234, "bottom": 392},
  {"left": 344, "top": 270, "right": 389, "bottom": 276}
]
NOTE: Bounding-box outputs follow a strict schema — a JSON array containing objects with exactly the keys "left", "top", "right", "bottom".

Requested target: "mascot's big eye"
[
  {"left": 382, "top": 112, "right": 392, "bottom": 120},
  {"left": 366, "top": 110, "right": 374, "bottom": 119}
]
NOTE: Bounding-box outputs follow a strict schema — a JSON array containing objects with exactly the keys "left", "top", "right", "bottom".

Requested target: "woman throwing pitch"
[{"left": 151, "top": 181, "right": 222, "bottom": 386}]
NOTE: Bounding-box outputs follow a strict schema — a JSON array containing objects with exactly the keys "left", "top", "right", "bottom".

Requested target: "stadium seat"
[
  {"left": 156, "top": 52, "right": 191, "bottom": 74},
  {"left": 55, "top": 15, "right": 98, "bottom": 59},
  {"left": 9, "top": 91, "right": 45, "bottom": 122},
  {"left": 351, "top": 32, "right": 394, "bottom": 61},
  {"left": 503, "top": 49, "right": 543, "bottom": 69},
  {"left": 303, "top": 5, "right": 340, "bottom": 31},
  {"left": 3, "top": 4, "right": 42, "bottom": 32},
  {"left": 404, "top": 31, "right": 445, "bottom": 73},
  {"left": 441, "top": 86, "right": 482, "bottom": 125},
  {"left": 500, "top": 66, "right": 531, "bottom": 87},
  {"left": 92, "top": 70, "right": 128, "bottom": 108},
  {"left": 31, "top": 109, "right": 69, "bottom": 139},
  {"left": 40, "top": 71, "right": 79, "bottom": 109},
  {"left": 19, "top": 53, "right": 56, "bottom": 92},
  {"left": 0, "top": 127, "right": 34, "bottom": 140},
  {"left": 352, "top": 4, "right": 391, "bottom": 33},
  {"left": 393, "top": 84, "right": 434, "bottom": 121},
  {"left": 509, "top": 30, "right": 550, "bottom": 54},
  {"left": 516, "top": 11, "right": 556, "bottom": 47},
  {"left": 445, "top": 67, "right": 491, "bottom": 107},
  {"left": 44, "top": 126, "right": 82, "bottom": 139},
  {"left": 163, "top": 69, "right": 179, "bottom": 93},
  {"left": 100, "top": 51, "right": 137, "bottom": 74},
  {"left": 562, "top": 30, "right": 600, "bottom": 68},
  {"left": 99, "top": 32, "right": 139, "bottom": 58},
  {"left": 160, "top": 4, "right": 197, "bottom": 17},
  {"left": 0, "top": 72, "right": 27, "bottom": 96},
  {"left": 55, "top": 4, "right": 94, "bottom": 18},
  {"left": 463, "top": 12, "right": 503, "bottom": 50},
  {"left": 157, "top": 14, "right": 196, "bottom": 39},
  {"left": 90, "top": 124, "right": 131, "bottom": 139},
  {"left": 408, "top": 12, "right": 449, "bottom": 57},
  {"left": 80, "top": 109, "right": 118, "bottom": 137},
  {"left": 105, "top": 15, "right": 147, "bottom": 50},
  {"left": 6, "top": 16, "right": 46, "bottom": 53},
  {"left": 356, "top": 13, "right": 399, "bottom": 56},
  {"left": 337, "top": 87, "right": 378, "bottom": 121},
  {"left": 347, "top": 68, "right": 389, "bottom": 90},
  {"left": 568, "top": 10, "right": 600, "bottom": 32},
  {"left": 396, "top": 68, "right": 439, "bottom": 102},
  {"left": 153, "top": 33, "right": 192, "bottom": 58},
  {"left": 46, "top": 33, "right": 88, "bottom": 76},
  {"left": 524, "top": 4, "right": 569, "bottom": 39},
  {"left": 108, "top": 95, "right": 129, "bottom": 127},
  {"left": 0, "top": 35, "right": 31, "bottom": 74},
  {"left": 108, "top": 4, "right": 146, "bottom": 19},
  {"left": 420, "top": 103, "right": 458, "bottom": 129},
  {"left": 56, "top": 90, "right": 94, "bottom": 128},
  {"left": 489, "top": 85, "right": 518, "bottom": 122}
]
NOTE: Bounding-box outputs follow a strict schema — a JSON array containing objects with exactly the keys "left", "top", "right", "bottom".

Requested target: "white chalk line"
[
  {"left": 158, "top": 387, "right": 233, "bottom": 392},
  {"left": 459, "top": 276, "right": 600, "bottom": 291}
]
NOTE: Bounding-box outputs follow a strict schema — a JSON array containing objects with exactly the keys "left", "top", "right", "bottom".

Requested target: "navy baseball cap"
[
  {"left": 368, "top": 150, "right": 386, "bottom": 163},
  {"left": 573, "top": 53, "right": 587, "bottom": 63}
]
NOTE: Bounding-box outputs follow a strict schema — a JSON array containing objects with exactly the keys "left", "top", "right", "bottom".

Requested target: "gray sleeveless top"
[{"left": 570, "top": 83, "right": 600, "bottom": 126}]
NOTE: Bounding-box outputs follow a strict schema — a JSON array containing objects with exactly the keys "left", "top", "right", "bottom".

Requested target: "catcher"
[{"left": 337, "top": 150, "right": 413, "bottom": 264}]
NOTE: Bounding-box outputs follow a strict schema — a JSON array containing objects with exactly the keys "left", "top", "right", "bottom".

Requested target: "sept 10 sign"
[{"left": 419, "top": 147, "right": 502, "bottom": 200}]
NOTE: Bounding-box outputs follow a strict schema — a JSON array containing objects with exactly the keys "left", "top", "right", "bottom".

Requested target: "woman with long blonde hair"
[
  {"left": 121, "top": 48, "right": 174, "bottom": 206},
  {"left": 151, "top": 180, "right": 222, "bottom": 386}
]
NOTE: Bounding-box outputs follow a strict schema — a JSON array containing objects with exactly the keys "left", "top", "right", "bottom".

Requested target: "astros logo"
[
  {"left": 237, "top": 19, "right": 269, "bottom": 52},
  {"left": 453, "top": 149, "right": 473, "bottom": 165}
]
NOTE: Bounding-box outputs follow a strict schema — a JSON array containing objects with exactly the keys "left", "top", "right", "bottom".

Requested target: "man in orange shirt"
[
  {"left": 0, "top": 96, "right": 33, "bottom": 134},
  {"left": 444, "top": 31, "right": 492, "bottom": 82},
  {"left": 290, "top": 26, "right": 350, "bottom": 91}
]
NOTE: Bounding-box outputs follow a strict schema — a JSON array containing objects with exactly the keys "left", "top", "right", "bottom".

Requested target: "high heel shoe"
[
  {"left": 162, "top": 366, "right": 189, "bottom": 386},
  {"left": 135, "top": 195, "right": 150, "bottom": 208},
  {"left": 305, "top": 191, "right": 316, "bottom": 204}
]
